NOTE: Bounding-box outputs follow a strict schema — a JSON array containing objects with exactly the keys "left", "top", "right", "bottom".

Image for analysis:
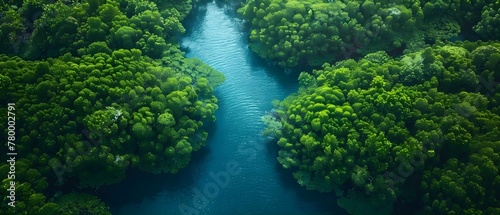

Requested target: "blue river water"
[{"left": 98, "top": 2, "right": 346, "bottom": 215}]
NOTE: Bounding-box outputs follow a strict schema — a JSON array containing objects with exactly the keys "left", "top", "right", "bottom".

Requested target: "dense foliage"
[
  {"left": 263, "top": 41, "right": 500, "bottom": 214},
  {"left": 0, "top": 0, "right": 192, "bottom": 59},
  {"left": 0, "top": 0, "right": 224, "bottom": 214},
  {"left": 238, "top": 0, "right": 500, "bottom": 67}
]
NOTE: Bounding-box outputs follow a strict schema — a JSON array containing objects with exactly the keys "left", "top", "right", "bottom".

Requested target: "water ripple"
[{"left": 102, "top": 2, "right": 344, "bottom": 215}]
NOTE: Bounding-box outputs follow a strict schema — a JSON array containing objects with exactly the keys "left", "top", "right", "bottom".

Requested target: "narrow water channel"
[{"left": 98, "top": 2, "right": 345, "bottom": 214}]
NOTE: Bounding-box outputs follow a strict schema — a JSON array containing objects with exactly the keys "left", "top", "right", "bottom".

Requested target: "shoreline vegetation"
[
  {"left": 244, "top": 0, "right": 500, "bottom": 214},
  {"left": 0, "top": 0, "right": 498, "bottom": 214},
  {"left": 1, "top": 0, "right": 224, "bottom": 214}
]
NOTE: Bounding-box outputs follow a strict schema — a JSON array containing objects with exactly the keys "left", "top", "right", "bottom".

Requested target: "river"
[{"left": 98, "top": 2, "right": 345, "bottom": 214}]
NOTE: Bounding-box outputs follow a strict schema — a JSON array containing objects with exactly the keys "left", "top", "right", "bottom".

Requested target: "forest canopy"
[
  {"left": 1, "top": 0, "right": 499, "bottom": 214},
  {"left": 239, "top": 0, "right": 500, "bottom": 67},
  {"left": 262, "top": 41, "right": 500, "bottom": 214},
  {"left": 0, "top": 0, "right": 224, "bottom": 214},
  {"left": 241, "top": 1, "right": 500, "bottom": 214}
]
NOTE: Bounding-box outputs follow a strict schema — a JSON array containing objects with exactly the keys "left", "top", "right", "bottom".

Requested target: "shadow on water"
[
  {"left": 96, "top": 106, "right": 218, "bottom": 209},
  {"left": 264, "top": 138, "right": 342, "bottom": 215},
  {"left": 274, "top": 167, "right": 340, "bottom": 215},
  {"left": 98, "top": 1, "right": 346, "bottom": 214},
  {"left": 245, "top": 47, "right": 301, "bottom": 87},
  {"left": 96, "top": 145, "right": 211, "bottom": 208},
  {"left": 179, "top": 2, "right": 207, "bottom": 53}
]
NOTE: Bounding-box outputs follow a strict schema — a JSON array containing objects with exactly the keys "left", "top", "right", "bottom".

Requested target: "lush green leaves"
[
  {"left": 264, "top": 42, "right": 500, "bottom": 214},
  {"left": 239, "top": 0, "right": 500, "bottom": 68},
  {"left": 0, "top": 0, "right": 222, "bottom": 214}
]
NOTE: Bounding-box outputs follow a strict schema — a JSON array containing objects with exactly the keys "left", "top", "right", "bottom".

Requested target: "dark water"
[{"left": 98, "top": 2, "right": 345, "bottom": 215}]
